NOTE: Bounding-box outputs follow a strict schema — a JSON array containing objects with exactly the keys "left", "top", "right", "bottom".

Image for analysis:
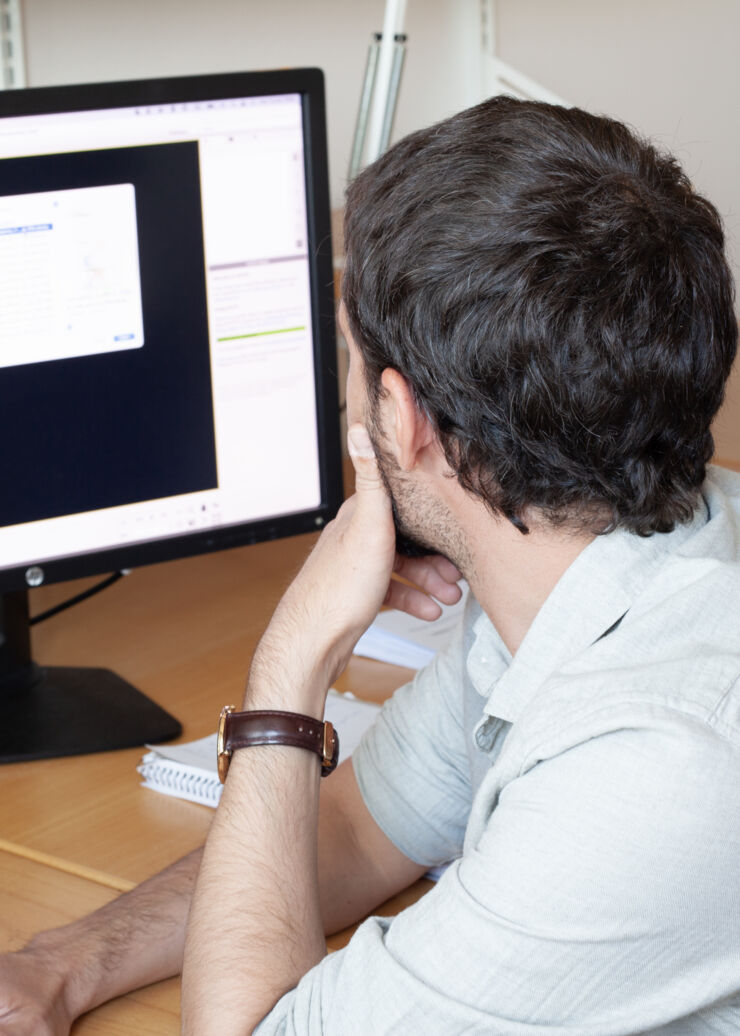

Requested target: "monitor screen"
[
  {"left": 0, "top": 68, "right": 341, "bottom": 591},
  {"left": 0, "top": 69, "right": 342, "bottom": 762}
]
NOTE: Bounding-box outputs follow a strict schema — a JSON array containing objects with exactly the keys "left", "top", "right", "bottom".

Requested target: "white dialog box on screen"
[{"left": 0, "top": 183, "right": 144, "bottom": 369}]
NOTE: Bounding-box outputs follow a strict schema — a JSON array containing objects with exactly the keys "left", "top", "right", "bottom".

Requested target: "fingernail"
[{"left": 348, "top": 425, "right": 375, "bottom": 459}]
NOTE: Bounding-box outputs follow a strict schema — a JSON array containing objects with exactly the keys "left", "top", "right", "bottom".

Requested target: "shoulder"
[{"left": 508, "top": 503, "right": 740, "bottom": 768}]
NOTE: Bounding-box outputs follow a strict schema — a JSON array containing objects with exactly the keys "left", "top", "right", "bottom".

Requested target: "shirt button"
[{"left": 474, "top": 718, "right": 493, "bottom": 748}]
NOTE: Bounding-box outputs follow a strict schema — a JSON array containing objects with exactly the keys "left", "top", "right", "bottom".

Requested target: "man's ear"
[{"left": 379, "top": 368, "right": 436, "bottom": 471}]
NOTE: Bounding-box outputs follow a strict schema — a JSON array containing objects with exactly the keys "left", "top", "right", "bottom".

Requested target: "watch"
[{"left": 217, "top": 705, "right": 339, "bottom": 782}]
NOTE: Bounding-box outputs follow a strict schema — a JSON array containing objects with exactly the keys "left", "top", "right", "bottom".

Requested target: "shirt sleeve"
[
  {"left": 349, "top": 610, "right": 474, "bottom": 867},
  {"left": 255, "top": 713, "right": 740, "bottom": 1034}
]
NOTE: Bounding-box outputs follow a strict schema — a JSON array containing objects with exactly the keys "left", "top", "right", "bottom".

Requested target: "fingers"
[
  {"left": 431, "top": 556, "right": 463, "bottom": 582},
  {"left": 394, "top": 554, "right": 464, "bottom": 606},
  {"left": 345, "top": 423, "right": 463, "bottom": 623},
  {"left": 347, "top": 424, "right": 383, "bottom": 494},
  {"left": 384, "top": 554, "right": 465, "bottom": 621},
  {"left": 385, "top": 580, "right": 443, "bottom": 621},
  {"left": 343, "top": 424, "right": 396, "bottom": 559}
]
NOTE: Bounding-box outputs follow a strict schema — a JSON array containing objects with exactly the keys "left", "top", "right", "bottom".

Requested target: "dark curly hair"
[{"left": 342, "top": 96, "right": 737, "bottom": 535}]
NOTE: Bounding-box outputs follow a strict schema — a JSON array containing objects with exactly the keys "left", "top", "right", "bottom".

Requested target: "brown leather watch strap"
[{"left": 217, "top": 706, "right": 339, "bottom": 782}]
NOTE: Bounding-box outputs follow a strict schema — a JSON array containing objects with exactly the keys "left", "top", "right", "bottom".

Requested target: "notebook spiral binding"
[{"left": 137, "top": 756, "right": 223, "bottom": 807}]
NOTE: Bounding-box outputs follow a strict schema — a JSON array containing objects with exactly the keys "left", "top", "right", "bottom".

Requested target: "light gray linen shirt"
[{"left": 257, "top": 467, "right": 740, "bottom": 1034}]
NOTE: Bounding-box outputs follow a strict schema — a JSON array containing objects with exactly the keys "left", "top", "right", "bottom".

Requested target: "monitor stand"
[{"left": 0, "top": 590, "right": 182, "bottom": 764}]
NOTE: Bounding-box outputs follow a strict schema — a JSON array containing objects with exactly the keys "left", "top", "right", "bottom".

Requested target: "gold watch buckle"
[
  {"left": 322, "top": 720, "right": 335, "bottom": 771},
  {"left": 217, "top": 704, "right": 236, "bottom": 783}
]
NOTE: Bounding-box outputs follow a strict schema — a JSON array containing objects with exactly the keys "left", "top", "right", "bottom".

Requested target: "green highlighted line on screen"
[{"left": 217, "top": 325, "right": 306, "bottom": 342}]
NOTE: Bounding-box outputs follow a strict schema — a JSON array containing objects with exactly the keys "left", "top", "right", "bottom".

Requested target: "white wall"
[
  {"left": 19, "top": 0, "right": 474, "bottom": 211},
  {"left": 19, "top": 0, "right": 740, "bottom": 457}
]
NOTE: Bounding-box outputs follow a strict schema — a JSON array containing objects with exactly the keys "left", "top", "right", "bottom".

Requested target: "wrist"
[
  {"left": 218, "top": 705, "right": 339, "bottom": 783},
  {"left": 29, "top": 917, "right": 125, "bottom": 1021},
  {"left": 246, "top": 633, "right": 339, "bottom": 716},
  {"left": 23, "top": 928, "right": 82, "bottom": 1023},
  {"left": 250, "top": 588, "right": 361, "bottom": 706}
]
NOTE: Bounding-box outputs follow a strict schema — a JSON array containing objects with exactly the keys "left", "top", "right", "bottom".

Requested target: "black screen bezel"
[{"left": 0, "top": 68, "right": 343, "bottom": 591}]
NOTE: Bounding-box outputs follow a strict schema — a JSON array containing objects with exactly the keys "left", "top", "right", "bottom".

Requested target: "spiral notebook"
[{"left": 137, "top": 690, "right": 382, "bottom": 808}]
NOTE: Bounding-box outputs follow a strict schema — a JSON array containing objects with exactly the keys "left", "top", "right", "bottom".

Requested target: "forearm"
[
  {"left": 182, "top": 753, "right": 425, "bottom": 1034},
  {"left": 182, "top": 430, "right": 451, "bottom": 1031},
  {"left": 29, "top": 847, "right": 202, "bottom": 1021},
  {"left": 182, "top": 748, "right": 325, "bottom": 1035}
]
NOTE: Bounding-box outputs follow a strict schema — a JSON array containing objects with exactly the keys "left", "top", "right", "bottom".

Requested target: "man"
[{"left": 2, "top": 96, "right": 739, "bottom": 1033}]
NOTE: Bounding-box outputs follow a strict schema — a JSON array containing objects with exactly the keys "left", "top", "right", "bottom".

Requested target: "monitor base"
[{"left": 0, "top": 663, "right": 182, "bottom": 764}]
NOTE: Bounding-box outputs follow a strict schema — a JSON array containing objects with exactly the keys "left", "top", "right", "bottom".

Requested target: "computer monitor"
[{"left": 0, "top": 69, "right": 342, "bottom": 763}]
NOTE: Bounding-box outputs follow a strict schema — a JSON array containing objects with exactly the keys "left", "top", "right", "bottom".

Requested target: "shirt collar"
[{"left": 476, "top": 504, "right": 709, "bottom": 724}]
